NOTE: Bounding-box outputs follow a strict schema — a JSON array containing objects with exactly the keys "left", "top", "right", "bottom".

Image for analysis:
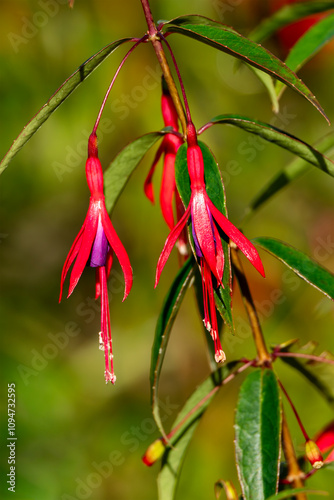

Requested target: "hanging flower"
[
  {"left": 59, "top": 133, "right": 133, "bottom": 383},
  {"left": 155, "top": 123, "right": 265, "bottom": 363},
  {"left": 144, "top": 81, "right": 188, "bottom": 255}
]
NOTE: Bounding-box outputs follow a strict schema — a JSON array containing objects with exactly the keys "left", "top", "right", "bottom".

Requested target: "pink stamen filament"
[
  {"left": 99, "top": 266, "right": 115, "bottom": 383},
  {"left": 93, "top": 35, "right": 148, "bottom": 134}
]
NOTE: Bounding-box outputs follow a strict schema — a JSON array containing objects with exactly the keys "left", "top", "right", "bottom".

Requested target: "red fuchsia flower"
[
  {"left": 59, "top": 133, "right": 133, "bottom": 384},
  {"left": 155, "top": 122, "right": 265, "bottom": 363},
  {"left": 144, "top": 82, "right": 187, "bottom": 255}
]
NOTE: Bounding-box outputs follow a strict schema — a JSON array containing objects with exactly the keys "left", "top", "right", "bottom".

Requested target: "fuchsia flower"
[
  {"left": 155, "top": 123, "right": 265, "bottom": 363},
  {"left": 59, "top": 133, "right": 133, "bottom": 384},
  {"left": 144, "top": 84, "right": 187, "bottom": 253}
]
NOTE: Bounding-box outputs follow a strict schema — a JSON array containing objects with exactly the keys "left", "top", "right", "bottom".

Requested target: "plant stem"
[
  {"left": 140, "top": 0, "right": 187, "bottom": 134},
  {"left": 231, "top": 246, "right": 271, "bottom": 365},
  {"left": 282, "top": 411, "right": 307, "bottom": 500}
]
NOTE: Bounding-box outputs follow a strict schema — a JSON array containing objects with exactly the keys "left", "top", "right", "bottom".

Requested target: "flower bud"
[
  {"left": 305, "top": 440, "right": 323, "bottom": 469},
  {"left": 142, "top": 438, "right": 166, "bottom": 467}
]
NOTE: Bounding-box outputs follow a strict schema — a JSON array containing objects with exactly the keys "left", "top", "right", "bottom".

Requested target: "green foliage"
[{"left": 254, "top": 237, "right": 334, "bottom": 300}]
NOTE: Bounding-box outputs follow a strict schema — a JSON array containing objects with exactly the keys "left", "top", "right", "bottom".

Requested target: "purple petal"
[{"left": 89, "top": 215, "right": 109, "bottom": 267}]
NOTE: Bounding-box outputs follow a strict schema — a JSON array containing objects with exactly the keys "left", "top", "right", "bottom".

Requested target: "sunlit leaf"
[
  {"left": 202, "top": 114, "right": 334, "bottom": 176},
  {"left": 158, "top": 362, "right": 238, "bottom": 500},
  {"left": 161, "top": 15, "right": 328, "bottom": 122},
  {"left": 104, "top": 129, "right": 171, "bottom": 213},
  {"left": 276, "top": 13, "right": 334, "bottom": 98},
  {"left": 0, "top": 38, "right": 132, "bottom": 175},
  {"left": 254, "top": 237, "right": 334, "bottom": 300},
  {"left": 245, "top": 133, "right": 334, "bottom": 218},
  {"left": 249, "top": 1, "right": 334, "bottom": 44},
  {"left": 277, "top": 341, "right": 334, "bottom": 407},
  {"left": 235, "top": 369, "right": 281, "bottom": 500},
  {"left": 150, "top": 257, "right": 195, "bottom": 437},
  {"left": 175, "top": 141, "right": 233, "bottom": 329}
]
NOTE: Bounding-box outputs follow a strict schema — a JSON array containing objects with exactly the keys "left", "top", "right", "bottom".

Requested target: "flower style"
[
  {"left": 155, "top": 123, "right": 265, "bottom": 363},
  {"left": 144, "top": 82, "right": 186, "bottom": 252},
  {"left": 59, "top": 133, "right": 133, "bottom": 384}
]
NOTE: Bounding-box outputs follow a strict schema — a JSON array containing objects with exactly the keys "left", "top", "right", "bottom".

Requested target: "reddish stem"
[
  {"left": 276, "top": 351, "right": 334, "bottom": 366},
  {"left": 279, "top": 380, "right": 309, "bottom": 441},
  {"left": 92, "top": 36, "right": 147, "bottom": 134}
]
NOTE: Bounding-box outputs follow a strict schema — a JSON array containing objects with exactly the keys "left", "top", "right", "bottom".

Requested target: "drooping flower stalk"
[
  {"left": 93, "top": 35, "right": 148, "bottom": 135},
  {"left": 156, "top": 122, "right": 265, "bottom": 363},
  {"left": 60, "top": 133, "right": 133, "bottom": 383}
]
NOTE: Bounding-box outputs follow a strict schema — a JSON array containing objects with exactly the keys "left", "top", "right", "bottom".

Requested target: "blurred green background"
[{"left": 1, "top": 1, "right": 334, "bottom": 499}]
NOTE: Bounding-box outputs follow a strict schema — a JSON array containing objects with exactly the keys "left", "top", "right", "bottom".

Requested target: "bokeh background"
[{"left": 1, "top": 1, "right": 334, "bottom": 499}]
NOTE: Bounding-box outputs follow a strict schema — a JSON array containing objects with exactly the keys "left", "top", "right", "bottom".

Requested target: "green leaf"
[
  {"left": 161, "top": 15, "right": 328, "bottom": 123},
  {"left": 245, "top": 133, "right": 334, "bottom": 218},
  {"left": 277, "top": 341, "right": 334, "bottom": 407},
  {"left": 276, "top": 13, "right": 334, "bottom": 98},
  {"left": 249, "top": 1, "right": 334, "bottom": 44},
  {"left": 254, "top": 237, "right": 334, "bottom": 300},
  {"left": 0, "top": 38, "right": 132, "bottom": 175},
  {"left": 158, "top": 362, "right": 238, "bottom": 500},
  {"left": 175, "top": 141, "right": 233, "bottom": 329},
  {"left": 104, "top": 129, "right": 171, "bottom": 213},
  {"left": 204, "top": 114, "right": 334, "bottom": 176},
  {"left": 235, "top": 369, "right": 281, "bottom": 500},
  {"left": 266, "top": 488, "right": 329, "bottom": 500},
  {"left": 150, "top": 257, "right": 195, "bottom": 438}
]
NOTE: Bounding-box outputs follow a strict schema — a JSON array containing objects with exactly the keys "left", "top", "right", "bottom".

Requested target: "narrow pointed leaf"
[
  {"left": 175, "top": 141, "right": 233, "bottom": 329},
  {"left": 277, "top": 341, "right": 334, "bottom": 407},
  {"left": 266, "top": 488, "right": 329, "bottom": 500},
  {"left": 161, "top": 15, "right": 328, "bottom": 122},
  {"left": 249, "top": 2, "right": 334, "bottom": 44},
  {"left": 246, "top": 133, "right": 334, "bottom": 217},
  {"left": 151, "top": 257, "right": 195, "bottom": 437},
  {"left": 254, "top": 237, "right": 334, "bottom": 300},
  {"left": 204, "top": 114, "right": 334, "bottom": 176},
  {"left": 104, "top": 129, "right": 171, "bottom": 213},
  {"left": 0, "top": 38, "right": 132, "bottom": 175},
  {"left": 158, "top": 362, "right": 238, "bottom": 500},
  {"left": 276, "top": 13, "right": 334, "bottom": 98},
  {"left": 235, "top": 369, "right": 281, "bottom": 500}
]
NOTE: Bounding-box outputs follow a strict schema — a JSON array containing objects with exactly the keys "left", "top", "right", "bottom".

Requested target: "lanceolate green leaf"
[
  {"left": 150, "top": 257, "right": 195, "bottom": 437},
  {"left": 254, "top": 237, "right": 334, "bottom": 300},
  {"left": 104, "top": 129, "right": 171, "bottom": 213},
  {"left": 0, "top": 38, "right": 132, "bottom": 175},
  {"left": 235, "top": 369, "right": 281, "bottom": 500},
  {"left": 161, "top": 16, "right": 328, "bottom": 122},
  {"left": 203, "top": 114, "right": 334, "bottom": 176},
  {"left": 276, "top": 13, "right": 334, "bottom": 98},
  {"left": 158, "top": 362, "right": 237, "bottom": 500},
  {"left": 277, "top": 341, "right": 334, "bottom": 407},
  {"left": 245, "top": 133, "right": 334, "bottom": 218},
  {"left": 175, "top": 141, "right": 233, "bottom": 329},
  {"left": 249, "top": 1, "right": 334, "bottom": 44}
]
